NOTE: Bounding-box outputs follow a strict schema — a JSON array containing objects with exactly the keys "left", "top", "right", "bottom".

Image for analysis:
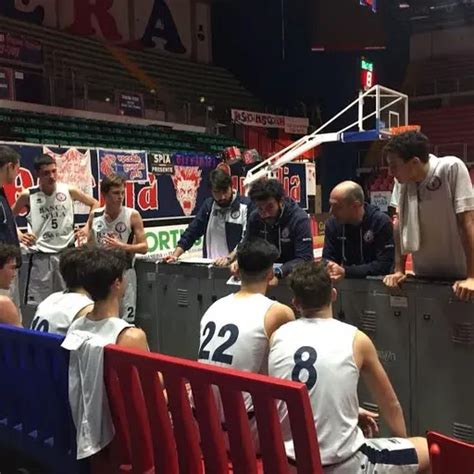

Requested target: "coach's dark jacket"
[
  {"left": 178, "top": 194, "right": 251, "bottom": 258},
  {"left": 323, "top": 203, "right": 394, "bottom": 278},
  {"left": 245, "top": 198, "right": 313, "bottom": 277},
  {"left": 0, "top": 187, "right": 19, "bottom": 247}
]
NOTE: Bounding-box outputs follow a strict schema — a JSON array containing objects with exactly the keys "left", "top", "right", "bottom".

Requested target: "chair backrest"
[
  {"left": 0, "top": 324, "right": 84, "bottom": 474},
  {"left": 428, "top": 431, "right": 474, "bottom": 474},
  {"left": 98, "top": 344, "right": 323, "bottom": 474}
]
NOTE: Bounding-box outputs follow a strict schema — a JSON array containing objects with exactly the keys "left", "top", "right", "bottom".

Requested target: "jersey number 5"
[
  {"left": 198, "top": 322, "right": 239, "bottom": 365},
  {"left": 291, "top": 346, "right": 318, "bottom": 390}
]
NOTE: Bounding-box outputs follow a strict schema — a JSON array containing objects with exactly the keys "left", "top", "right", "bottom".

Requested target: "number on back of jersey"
[
  {"left": 291, "top": 346, "right": 318, "bottom": 390},
  {"left": 198, "top": 322, "right": 239, "bottom": 365},
  {"left": 30, "top": 316, "right": 50, "bottom": 333}
]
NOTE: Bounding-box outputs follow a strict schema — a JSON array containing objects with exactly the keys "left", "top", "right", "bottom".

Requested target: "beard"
[{"left": 215, "top": 198, "right": 232, "bottom": 208}]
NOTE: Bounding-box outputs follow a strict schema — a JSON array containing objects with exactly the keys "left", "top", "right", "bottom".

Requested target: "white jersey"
[
  {"left": 91, "top": 206, "right": 135, "bottom": 248},
  {"left": 62, "top": 316, "right": 133, "bottom": 459},
  {"left": 198, "top": 293, "right": 275, "bottom": 409},
  {"left": 30, "top": 291, "right": 93, "bottom": 336},
  {"left": 391, "top": 154, "right": 474, "bottom": 279},
  {"left": 27, "top": 183, "right": 75, "bottom": 253},
  {"left": 269, "top": 318, "right": 365, "bottom": 466}
]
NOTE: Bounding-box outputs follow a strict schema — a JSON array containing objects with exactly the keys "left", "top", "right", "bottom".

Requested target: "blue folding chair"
[{"left": 0, "top": 324, "right": 88, "bottom": 474}]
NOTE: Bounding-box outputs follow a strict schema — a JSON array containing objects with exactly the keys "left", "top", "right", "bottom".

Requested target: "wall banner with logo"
[
  {"left": 3, "top": 141, "right": 309, "bottom": 228},
  {"left": 231, "top": 109, "right": 309, "bottom": 134},
  {"left": 97, "top": 149, "right": 148, "bottom": 182}
]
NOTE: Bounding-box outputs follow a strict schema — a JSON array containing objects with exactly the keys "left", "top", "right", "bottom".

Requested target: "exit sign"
[{"left": 360, "top": 0, "right": 376, "bottom": 13}]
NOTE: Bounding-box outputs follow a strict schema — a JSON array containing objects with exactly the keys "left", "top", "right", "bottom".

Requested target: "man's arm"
[
  {"left": 383, "top": 214, "right": 408, "bottom": 288},
  {"left": 11, "top": 191, "right": 30, "bottom": 216},
  {"left": 69, "top": 187, "right": 100, "bottom": 243},
  {"left": 345, "top": 219, "right": 395, "bottom": 278},
  {"left": 69, "top": 187, "right": 100, "bottom": 212},
  {"left": 0, "top": 296, "right": 22, "bottom": 327},
  {"left": 322, "top": 219, "right": 341, "bottom": 263},
  {"left": 355, "top": 330, "right": 407, "bottom": 437},
  {"left": 458, "top": 210, "right": 474, "bottom": 277},
  {"left": 453, "top": 210, "right": 474, "bottom": 301},
  {"left": 12, "top": 191, "right": 37, "bottom": 247},
  {"left": 264, "top": 302, "right": 295, "bottom": 340},
  {"left": 281, "top": 217, "right": 314, "bottom": 277},
  {"left": 102, "top": 211, "right": 148, "bottom": 255},
  {"left": 86, "top": 213, "right": 96, "bottom": 245},
  {"left": 164, "top": 201, "right": 210, "bottom": 262}
]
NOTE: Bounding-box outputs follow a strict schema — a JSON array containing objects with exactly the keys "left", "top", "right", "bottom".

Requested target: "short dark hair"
[
  {"left": 101, "top": 174, "right": 127, "bottom": 194},
  {"left": 0, "top": 146, "right": 20, "bottom": 168},
  {"left": 249, "top": 179, "right": 285, "bottom": 202},
  {"left": 0, "top": 243, "right": 20, "bottom": 269},
  {"left": 80, "top": 248, "right": 129, "bottom": 302},
  {"left": 290, "top": 261, "right": 332, "bottom": 312},
  {"left": 384, "top": 131, "right": 430, "bottom": 164},
  {"left": 34, "top": 154, "right": 55, "bottom": 172},
  {"left": 237, "top": 238, "right": 279, "bottom": 283},
  {"left": 209, "top": 168, "right": 232, "bottom": 192},
  {"left": 59, "top": 247, "right": 86, "bottom": 291}
]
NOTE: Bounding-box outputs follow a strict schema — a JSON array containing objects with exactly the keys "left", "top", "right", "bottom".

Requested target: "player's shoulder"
[
  {"left": 0, "top": 296, "right": 20, "bottom": 326},
  {"left": 118, "top": 326, "right": 147, "bottom": 347},
  {"left": 435, "top": 154, "right": 467, "bottom": 174},
  {"left": 267, "top": 300, "right": 294, "bottom": 320},
  {"left": 93, "top": 206, "right": 106, "bottom": 218}
]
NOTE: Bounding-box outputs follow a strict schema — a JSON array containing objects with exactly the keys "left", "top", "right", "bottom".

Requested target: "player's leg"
[
  {"left": 51, "top": 253, "right": 66, "bottom": 293},
  {"left": 25, "top": 253, "right": 54, "bottom": 305},
  {"left": 408, "top": 437, "right": 430, "bottom": 473},
  {"left": 119, "top": 267, "right": 137, "bottom": 323},
  {"left": 358, "top": 437, "right": 426, "bottom": 473}
]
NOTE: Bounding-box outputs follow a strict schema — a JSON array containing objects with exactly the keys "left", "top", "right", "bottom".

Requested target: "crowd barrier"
[
  {"left": 0, "top": 324, "right": 86, "bottom": 474},
  {"left": 0, "top": 324, "right": 323, "bottom": 473},
  {"left": 135, "top": 260, "right": 474, "bottom": 440}
]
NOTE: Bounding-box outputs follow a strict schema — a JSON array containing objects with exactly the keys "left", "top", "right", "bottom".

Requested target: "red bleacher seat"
[
  {"left": 94, "top": 345, "right": 323, "bottom": 474},
  {"left": 428, "top": 431, "right": 474, "bottom": 474}
]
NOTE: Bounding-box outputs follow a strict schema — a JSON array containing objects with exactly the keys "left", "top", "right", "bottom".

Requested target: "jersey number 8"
[{"left": 291, "top": 346, "right": 318, "bottom": 390}]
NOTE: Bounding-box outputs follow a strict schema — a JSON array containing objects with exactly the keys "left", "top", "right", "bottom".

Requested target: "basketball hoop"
[{"left": 380, "top": 125, "right": 421, "bottom": 139}]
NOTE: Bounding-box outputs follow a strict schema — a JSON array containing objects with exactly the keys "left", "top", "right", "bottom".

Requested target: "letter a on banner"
[
  {"left": 68, "top": 0, "right": 122, "bottom": 41},
  {"left": 141, "top": 0, "right": 186, "bottom": 53}
]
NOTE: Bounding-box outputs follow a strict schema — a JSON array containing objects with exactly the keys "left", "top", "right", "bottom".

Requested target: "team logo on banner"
[{"left": 171, "top": 166, "right": 202, "bottom": 216}]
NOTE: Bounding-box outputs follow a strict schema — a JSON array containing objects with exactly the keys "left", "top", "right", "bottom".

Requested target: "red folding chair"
[
  {"left": 428, "top": 431, "right": 474, "bottom": 474},
  {"left": 93, "top": 345, "right": 323, "bottom": 474}
]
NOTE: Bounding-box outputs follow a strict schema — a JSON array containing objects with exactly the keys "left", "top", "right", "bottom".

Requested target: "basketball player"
[
  {"left": 383, "top": 131, "right": 474, "bottom": 301},
  {"left": 269, "top": 262, "right": 430, "bottom": 473},
  {"left": 198, "top": 238, "right": 294, "bottom": 443},
  {"left": 87, "top": 174, "right": 148, "bottom": 322},
  {"left": 30, "top": 247, "right": 93, "bottom": 335},
  {"left": 12, "top": 154, "right": 99, "bottom": 305},
  {"left": 0, "top": 243, "right": 21, "bottom": 326},
  {"left": 61, "top": 247, "right": 149, "bottom": 459}
]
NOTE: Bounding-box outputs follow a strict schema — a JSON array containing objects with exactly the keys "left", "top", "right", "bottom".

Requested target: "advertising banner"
[
  {"left": 2, "top": 142, "right": 309, "bottom": 229},
  {"left": 97, "top": 149, "right": 148, "bottom": 182}
]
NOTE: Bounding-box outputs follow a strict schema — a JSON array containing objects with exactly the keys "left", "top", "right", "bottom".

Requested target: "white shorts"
[
  {"left": 24, "top": 253, "right": 65, "bottom": 306},
  {"left": 120, "top": 268, "right": 137, "bottom": 323},
  {"left": 324, "top": 438, "right": 418, "bottom": 474}
]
